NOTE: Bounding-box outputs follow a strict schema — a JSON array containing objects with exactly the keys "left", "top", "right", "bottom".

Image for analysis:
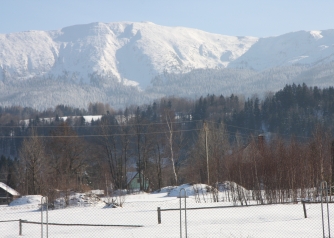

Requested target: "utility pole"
[
  {"left": 204, "top": 121, "right": 209, "bottom": 185},
  {"left": 331, "top": 140, "right": 334, "bottom": 198}
]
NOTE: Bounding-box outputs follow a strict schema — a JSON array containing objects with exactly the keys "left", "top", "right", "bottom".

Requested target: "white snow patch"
[
  {"left": 167, "top": 183, "right": 211, "bottom": 197},
  {"left": 20, "top": 115, "right": 102, "bottom": 126},
  {"left": 9, "top": 195, "right": 42, "bottom": 206},
  {"left": 310, "top": 30, "right": 323, "bottom": 40},
  {"left": 319, "top": 45, "right": 329, "bottom": 50},
  {"left": 288, "top": 55, "right": 309, "bottom": 63}
]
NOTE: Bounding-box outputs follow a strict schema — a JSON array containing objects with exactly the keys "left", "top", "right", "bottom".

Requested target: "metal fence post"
[
  {"left": 19, "top": 219, "right": 22, "bottom": 236},
  {"left": 179, "top": 188, "right": 188, "bottom": 238},
  {"left": 41, "top": 196, "right": 49, "bottom": 238},
  {"left": 320, "top": 181, "right": 331, "bottom": 238},
  {"left": 302, "top": 201, "right": 307, "bottom": 218},
  {"left": 157, "top": 207, "right": 161, "bottom": 224}
]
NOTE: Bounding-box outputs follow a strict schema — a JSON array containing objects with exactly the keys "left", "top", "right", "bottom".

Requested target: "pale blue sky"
[{"left": 1, "top": 0, "right": 333, "bottom": 37}]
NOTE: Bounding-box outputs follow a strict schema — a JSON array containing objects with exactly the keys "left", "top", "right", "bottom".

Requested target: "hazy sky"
[{"left": 1, "top": 0, "right": 333, "bottom": 37}]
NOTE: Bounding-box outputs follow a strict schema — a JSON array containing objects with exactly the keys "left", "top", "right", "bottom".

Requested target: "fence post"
[
  {"left": 41, "top": 196, "right": 49, "bottom": 238},
  {"left": 179, "top": 188, "right": 188, "bottom": 238},
  {"left": 320, "top": 181, "right": 331, "bottom": 238},
  {"left": 19, "top": 219, "right": 22, "bottom": 236},
  {"left": 157, "top": 207, "right": 161, "bottom": 224},
  {"left": 302, "top": 201, "right": 307, "bottom": 218}
]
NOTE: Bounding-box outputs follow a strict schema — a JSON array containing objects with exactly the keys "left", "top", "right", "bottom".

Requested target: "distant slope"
[
  {"left": 148, "top": 62, "right": 334, "bottom": 99},
  {"left": 228, "top": 30, "right": 334, "bottom": 70}
]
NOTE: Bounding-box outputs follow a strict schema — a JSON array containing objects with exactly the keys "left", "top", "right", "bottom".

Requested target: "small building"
[
  {"left": 90, "top": 189, "right": 105, "bottom": 197},
  {"left": 0, "top": 182, "right": 20, "bottom": 204},
  {"left": 240, "top": 134, "right": 266, "bottom": 163},
  {"left": 127, "top": 172, "right": 149, "bottom": 191}
]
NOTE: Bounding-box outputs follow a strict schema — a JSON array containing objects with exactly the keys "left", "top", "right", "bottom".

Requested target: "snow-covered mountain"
[
  {"left": 229, "top": 30, "right": 334, "bottom": 70},
  {"left": 0, "top": 21, "right": 257, "bottom": 87},
  {"left": 0, "top": 22, "right": 334, "bottom": 110}
]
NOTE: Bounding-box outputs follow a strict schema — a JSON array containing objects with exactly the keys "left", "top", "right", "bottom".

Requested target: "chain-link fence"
[{"left": 0, "top": 183, "right": 333, "bottom": 237}]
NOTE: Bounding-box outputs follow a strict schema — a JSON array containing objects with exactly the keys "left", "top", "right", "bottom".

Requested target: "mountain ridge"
[{"left": 0, "top": 21, "right": 258, "bottom": 87}]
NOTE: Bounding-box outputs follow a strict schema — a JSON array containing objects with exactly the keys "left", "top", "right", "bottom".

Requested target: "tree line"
[{"left": 0, "top": 83, "right": 334, "bottom": 204}]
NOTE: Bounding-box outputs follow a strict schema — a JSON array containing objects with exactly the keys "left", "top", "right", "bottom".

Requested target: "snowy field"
[{"left": 0, "top": 184, "right": 331, "bottom": 237}]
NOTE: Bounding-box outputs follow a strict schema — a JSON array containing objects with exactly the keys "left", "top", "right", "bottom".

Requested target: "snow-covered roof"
[
  {"left": 90, "top": 189, "right": 104, "bottom": 195},
  {"left": 0, "top": 182, "right": 20, "bottom": 196}
]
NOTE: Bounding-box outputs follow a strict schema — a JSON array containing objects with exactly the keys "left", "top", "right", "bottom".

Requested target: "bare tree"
[
  {"left": 145, "top": 122, "right": 167, "bottom": 191},
  {"left": 18, "top": 128, "right": 47, "bottom": 195},
  {"left": 94, "top": 113, "right": 135, "bottom": 192},
  {"left": 164, "top": 109, "right": 178, "bottom": 185},
  {"left": 47, "top": 122, "right": 89, "bottom": 205}
]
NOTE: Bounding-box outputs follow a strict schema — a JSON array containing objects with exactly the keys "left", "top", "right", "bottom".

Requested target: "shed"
[
  {"left": 0, "top": 182, "right": 20, "bottom": 204},
  {"left": 127, "top": 172, "right": 149, "bottom": 191}
]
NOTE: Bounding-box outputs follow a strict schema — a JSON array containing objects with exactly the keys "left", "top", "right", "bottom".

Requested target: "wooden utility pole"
[
  {"left": 331, "top": 140, "right": 334, "bottom": 197},
  {"left": 204, "top": 121, "right": 209, "bottom": 185}
]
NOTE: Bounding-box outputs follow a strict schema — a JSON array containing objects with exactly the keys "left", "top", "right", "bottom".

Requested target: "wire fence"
[{"left": 0, "top": 183, "right": 333, "bottom": 237}]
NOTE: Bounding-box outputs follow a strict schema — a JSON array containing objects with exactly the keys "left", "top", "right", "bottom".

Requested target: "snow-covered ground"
[
  {"left": 0, "top": 184, "right": 331, "bottom": 237},
  {"left": 20, "top": 115, "right": 103, "bottom": 126}
]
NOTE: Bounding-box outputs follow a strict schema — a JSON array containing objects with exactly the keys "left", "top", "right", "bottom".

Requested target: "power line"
[
  {"left": 206, "top": 120, "right": 313, "bottom": 140},
  {"left": 0, "top": 118, "right": 316, "bottom": 140},
  {"left": 0, "top": 128, "right": 202, "bottom": 139},
  {"left": 0, "top": 119, "right": 200, "bottom": 128}
]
